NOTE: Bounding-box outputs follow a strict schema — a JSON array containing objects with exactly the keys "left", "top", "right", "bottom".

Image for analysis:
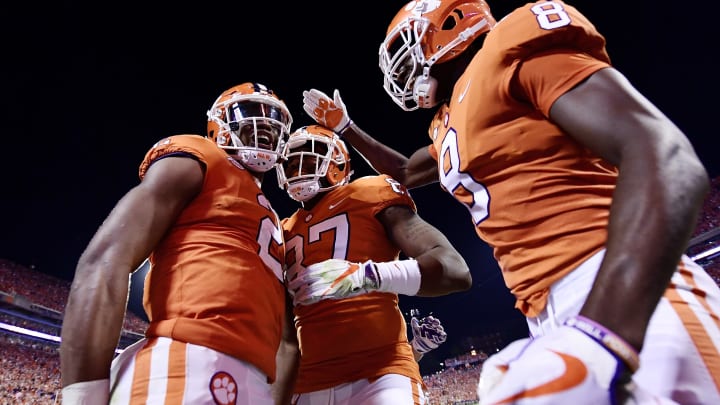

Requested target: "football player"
[
  {"left": 273, "top": 125, "right": 471, "bottom": 404},
  {"left": 301, "top": 1, "right": 720, "bottom": 403},
  {"left": 60, "top": 83, "right": 294, "bottom": 404}
]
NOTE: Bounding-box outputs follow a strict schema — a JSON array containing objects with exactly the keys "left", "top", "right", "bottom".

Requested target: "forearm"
[
  {"left": 342, "top": 123, "right": 411, "bottom": 180},
  {"left": 272, "top": 294, "right": 299, "bottom": 405},
  {"left": 342, "top": 124, "right": 438, "bottom": 188},
  {"left": 581, "top": 151, "right": 708, "bottom": 349},
  {"left": 549, "top": 68, "right": 710, "bottom": 348},
  {"left": 271, "top": 340, "right": 300, "bottom": 405},
  {"left": 60, "top": 261, "right": 131, "bottom": 386},
  {"left": 415, "top": 246, "right": 472, "bottom": 296}
]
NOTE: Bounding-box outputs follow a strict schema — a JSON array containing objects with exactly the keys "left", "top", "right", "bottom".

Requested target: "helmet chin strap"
[
  {"left": 414, "top": 18, "right": 490, "bottom": 109},
  {"left": 413, "top": 66, "right": 438, "bottom": 108},
  {"left": 239, "top": 148, "right": 279, "bottom": 173},
  {"left": 288, "top": 179, "right": 321, "bottom": 202}
]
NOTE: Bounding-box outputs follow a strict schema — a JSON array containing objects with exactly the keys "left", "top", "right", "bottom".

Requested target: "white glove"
[
  {"left": 61, "top": 379, "right": 110, "bottom": 405},
  {"left": 477, "top": 316, "right": 670, "bottom": 405},
  {"left": 477, "top": 337, "right": 531, "bottom": 399},
  {"left": 302, "top": 89, "right": 352, "bottom": 134},
  {"left": 410, "top": 315, "right": 447, "bottom": 354},
  {"left": 287, "top": 259, "right": 380, "bottom": 305}
]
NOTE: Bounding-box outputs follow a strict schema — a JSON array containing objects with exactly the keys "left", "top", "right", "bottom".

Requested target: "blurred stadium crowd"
[{"left": 1, "top": 177, "right": 718, "bottom": 404}]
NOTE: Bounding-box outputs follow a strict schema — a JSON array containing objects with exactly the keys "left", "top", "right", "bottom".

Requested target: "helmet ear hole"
[
  {"left": 327, "top": 167, "right": 341, "bottom": 185},
  {"left": 442, "top": 14, "right": 458, "bottom": 30},
  {"left": 320, "top": 177, "right": 333, "bottom": 188}
]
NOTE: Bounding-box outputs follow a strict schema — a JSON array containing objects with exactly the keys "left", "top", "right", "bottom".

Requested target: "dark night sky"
[{"left": 2, "top": 1, "right": 717, "bottom": 373}]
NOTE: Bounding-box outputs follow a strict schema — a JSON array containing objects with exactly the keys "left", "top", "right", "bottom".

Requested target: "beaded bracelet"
[{"left": 564, "top": 315, "right": 640, "bottom": 373}]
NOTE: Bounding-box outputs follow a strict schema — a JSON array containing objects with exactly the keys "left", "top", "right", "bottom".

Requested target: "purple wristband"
[
  {"left": 363, "top": 261, "right": 381, "bottom": 289},
  {"left": 337, "top": 120, "right": 353, "bottom": 136},
  {"left": 564, "top": 315, "right": 640, "bottom": 373}
]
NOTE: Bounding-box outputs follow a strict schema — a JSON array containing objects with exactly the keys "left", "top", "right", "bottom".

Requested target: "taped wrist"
[
  {"left": 61, "top": 379, "right": 110, "bottom": 405},
  {"left": 364, "top": 259, "right": 421, "bottom": 296},
  {"left": 564, "top": 315, "right": 640, "bottom": 373}
]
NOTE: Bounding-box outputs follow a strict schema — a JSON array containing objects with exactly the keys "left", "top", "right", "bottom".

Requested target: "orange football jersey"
[
  {"left": 137, "top": 134, "right": 286, "bottom": 381},
  {"left": 282, "top": 174, "right": 422, "bottom": 392},
  {"left": 427, "top": 1, "right": 615, "bottom": 317}
]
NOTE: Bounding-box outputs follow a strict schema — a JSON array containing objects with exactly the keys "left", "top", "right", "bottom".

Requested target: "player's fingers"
[
  {"left": 287, "top": 272, "right": 311, "bottom": 291},
  {"left": 309, "top": 88, "right": 329, "bottom": 99},
  {"left": 303, "top": 104, "right": 316, "bottom": 118},
  {"left": 303, "top": 91, "right": 318, "bottom": 105}
]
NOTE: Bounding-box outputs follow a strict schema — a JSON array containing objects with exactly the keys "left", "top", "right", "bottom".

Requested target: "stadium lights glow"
[
  {"left": 0, "top": 321, "right": 60, "bottom": 342},
  {"left": 0, "top": 321, "right": 125, "bottom": 354},
  {"left": 691, "top": 245, "right": 720, "bottom": 262}
]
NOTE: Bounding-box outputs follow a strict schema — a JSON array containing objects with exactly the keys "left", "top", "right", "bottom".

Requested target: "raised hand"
[
  {"left": 410, "top": 315, "right": 447, "bottom": 354},
  {"left": 302, "top": 89, "right": 352, "bottom": 134}
]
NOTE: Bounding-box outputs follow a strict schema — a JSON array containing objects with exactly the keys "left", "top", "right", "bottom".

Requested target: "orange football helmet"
[
  {"left": 206, "top": 82, "right": 293, "bottom": 173},
  {"left": 379, "top": 0, "right": 496, "bottom": 111},
  {"left": 277, "top": 125, "right": 353, "bottom": 202}
]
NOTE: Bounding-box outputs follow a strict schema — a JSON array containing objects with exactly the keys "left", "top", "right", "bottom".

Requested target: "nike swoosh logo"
[
  {"left": 490, "top": 351, "right": 587, "bottom": 404},
  {"left": 458, "top": 80, "right": 471, "bottom": 103},
  {"left": 328, "top": 198, "right": 347, "bottom": 210}
]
